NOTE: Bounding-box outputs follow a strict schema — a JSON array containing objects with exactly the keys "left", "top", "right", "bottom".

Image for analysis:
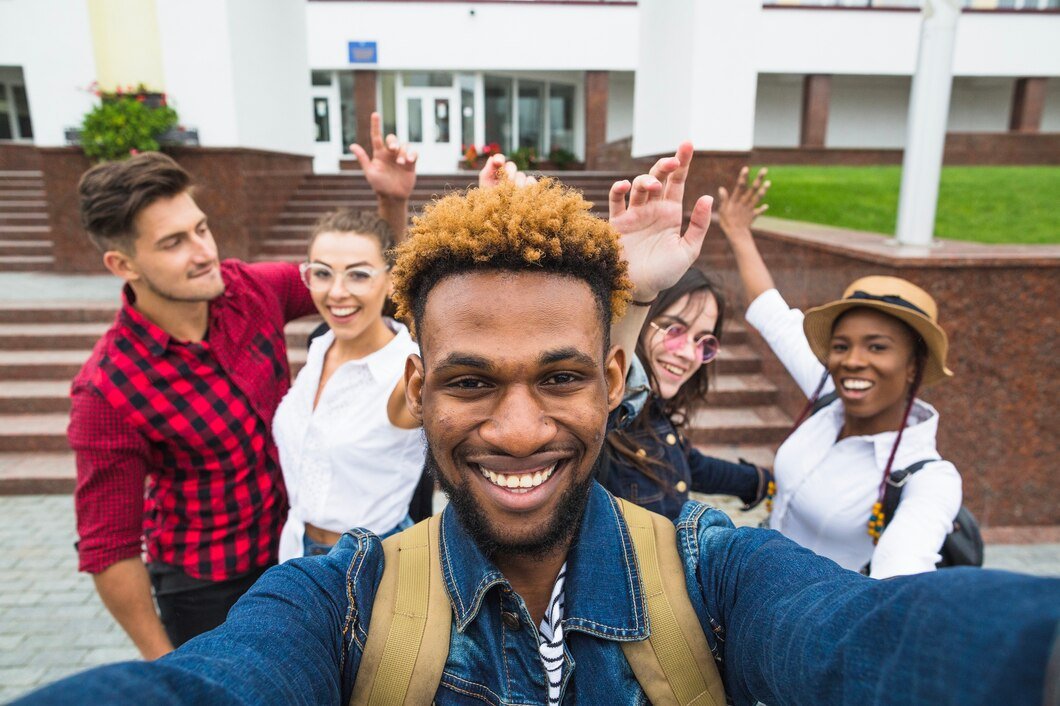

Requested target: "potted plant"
[{"left": 78, "top": 82, "right": 180, "bottom": 161}]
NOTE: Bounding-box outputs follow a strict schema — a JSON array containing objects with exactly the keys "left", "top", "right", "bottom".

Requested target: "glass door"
[
  {"left": 397, "top": 86, "right": 460, "bottom": 174},
  {"left": 310, "top": 72, "right": 342, "bottom": 173}
]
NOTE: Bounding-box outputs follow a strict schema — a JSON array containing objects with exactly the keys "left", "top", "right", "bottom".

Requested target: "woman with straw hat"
[{"left": 717, "top": 167, "right": 960, "bottom": 579}]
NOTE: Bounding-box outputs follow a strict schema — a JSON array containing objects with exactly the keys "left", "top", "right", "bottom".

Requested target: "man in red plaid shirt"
[{"left": 69, "top": 120, "right": 417, "bottom": 659}]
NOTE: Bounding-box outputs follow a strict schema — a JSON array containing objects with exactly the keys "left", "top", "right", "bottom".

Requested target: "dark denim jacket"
[
  {"left": 21, "top": 484, "right": 1060, "bottom": 706},
  {"left": 603, "top": 400, "right": 766, "bottom": 519}
]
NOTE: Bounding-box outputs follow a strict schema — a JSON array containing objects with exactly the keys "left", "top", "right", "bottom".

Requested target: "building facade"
[{"left": 0, "top": 0, "right": 1058, "bottom": 173}]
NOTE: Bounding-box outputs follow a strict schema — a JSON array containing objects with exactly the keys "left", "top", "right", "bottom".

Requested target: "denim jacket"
[
  {"left": 602, "top": 399, "right": 767, "bottom": 519},
  {"left": 21, "top": 484, "right": 1060, "bottom": 706}
]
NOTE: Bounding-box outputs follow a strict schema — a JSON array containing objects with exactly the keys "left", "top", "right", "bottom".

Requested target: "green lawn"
[{"left": 757, "top": 165, "right": 1060, "bottom": 245}]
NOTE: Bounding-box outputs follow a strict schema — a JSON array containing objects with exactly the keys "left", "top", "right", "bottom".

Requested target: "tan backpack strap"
[
  {"left": 618, "top": 499, "right": 726, "bottom": 706},
  {"left": 350, "top": 514, "right": 451, "bottom": 706}
]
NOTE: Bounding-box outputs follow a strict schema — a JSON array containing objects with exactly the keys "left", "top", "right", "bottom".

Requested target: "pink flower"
[{"left": 130, "top": 149, "right": 140, "bottom": 155}]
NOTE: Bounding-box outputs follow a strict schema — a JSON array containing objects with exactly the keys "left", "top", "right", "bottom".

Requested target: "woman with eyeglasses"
[
  {"left": 718, "top": 167, "right": 962, "bottom": 578},
  {"left": 272, "top": 209, "right": 422, "bottom": 561},
  {"left": 601, "top": 266, "right": 772, "bottom": 520}
]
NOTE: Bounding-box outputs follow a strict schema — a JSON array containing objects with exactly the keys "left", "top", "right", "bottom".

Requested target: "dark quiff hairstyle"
[
  {"left": 308, "top": 209, "right": 396, "bottom": 265},
  {"left": 78, "top": 152, "right": 191, "bottom": 253},
  {"left": 607, "top": 268, "right": 726, "bottom": 488},
  {"left": 390, "top": 178, "right": 632, "bottom": 343}
]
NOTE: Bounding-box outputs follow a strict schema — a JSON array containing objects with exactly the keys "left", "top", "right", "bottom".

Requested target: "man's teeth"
[
  {"left": 480, "top": 464, "right": 556, "bottom": 494},
  {"left": 661, "top": 362, "right": 685, "bottom": 376},
  {"left": 330, "top": 306, "right": 357, "bottom": 317},
  {"left": 842, "top": 379, "right": 874, "bottom": 391}
]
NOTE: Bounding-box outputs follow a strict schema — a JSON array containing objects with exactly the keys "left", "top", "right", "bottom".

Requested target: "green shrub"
[
  {"left": 509, "top": 146, "right": 537, "bottom": 172},
  {"left": 81, "top": 88, "right": 178, "bottom": 162}
]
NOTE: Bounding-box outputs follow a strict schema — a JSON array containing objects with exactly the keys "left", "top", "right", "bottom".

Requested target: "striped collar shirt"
[{"left": 537, "top": 562, "right": 568, "bottom": 705}]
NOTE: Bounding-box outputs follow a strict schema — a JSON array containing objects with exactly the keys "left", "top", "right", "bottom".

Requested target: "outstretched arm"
[
  {"left": 687, "top": 511, "right": 1060, "bottom": 706},
  {"left": 609, "top": 142, "right": 713, "bottom": 375},
  {"left": 717, "top": 167, "right": 773, "bottom": 303},
  {"left": 350, "top": 112, "right": 417, "bottom": 243}
]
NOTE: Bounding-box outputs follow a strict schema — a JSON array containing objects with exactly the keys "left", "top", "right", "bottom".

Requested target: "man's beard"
[{"left": 425, "top": 445, "right": 598, "bottom": 561}]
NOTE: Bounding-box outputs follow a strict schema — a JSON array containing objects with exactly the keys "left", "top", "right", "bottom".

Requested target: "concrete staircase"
[
  {"left": 0, "top": 169, "right": 791, "bottom": 493},
  {"left": 0, "top": 171, "right": 55, "bottom": 272}
]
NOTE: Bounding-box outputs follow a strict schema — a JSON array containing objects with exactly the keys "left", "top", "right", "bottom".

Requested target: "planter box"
[
  {"left": 64, "top": 126, "right": 200, "bottom": 148},
  {"left": 458, "top": 156, "right": 586, "bottom": 171}
]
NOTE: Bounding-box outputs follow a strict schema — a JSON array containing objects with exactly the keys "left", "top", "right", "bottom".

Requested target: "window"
[
  {"left": 549, "top": 83, "right": 576, "bottom": 153},
  {"left": 311, "top": 70, "right": 333, "bottom": 87},
  {"left": 381, "top": 73, "right": 397, "bottom": 138},
  {"left": 0, "top": 83, "right": 12, "bottom": 140},
  {"left": 434, "top": 98, "right": 450, "bottom": 143},
  {"left": 313, "top": 97, "right": 330, "bottom": 142},
  {"left": 484, "top": 76, "right": 512, "bottom": 152},
  {"left": 404, "top": 72, "right": 453, "bottom": 88},
  {"left": 13, "top": 86, "right": 31, "bottom": 139},
  {"left": 518, "top": 81, "right": 545, "bottom": 152},
  {"left": 407, "top": 98, "right": 423, "bottom": 142},
  {"left": 459, "top": 74, "right": 476, "bottom": 150},
  {"left": 338, "top": 72, "right": 355, "bottom": 152}
]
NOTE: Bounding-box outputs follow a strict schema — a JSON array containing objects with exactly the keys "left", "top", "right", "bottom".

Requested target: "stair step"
[
  {"left": 0, "top": 190, "right": 46, "bottom": 199},
  {"left": 0, "top": 170, "right": 43, "bottom": 178},
  {"left": 686, "top": 405, "right": 792, "bottom": 445},
  {"left": 0, "top": 380, "right": 70, "bottom": 413},
  {"left": 0, "top": 413, "right": 71, "bottom": 452},
  {"left": 0, "top": 255, "right": 55, "bottom": 271},
  {"left": 692, "top": 443, "right": 776, "bottom": 469},
  {"left": 0, "top": 224, "right": 49, "bottom": 234},
  {"left": 0, "top": 240, "right": 53, "bottom": 256},
  {"left": 0, "top": 452, "right": 75, "bottom": 494},
  {"left": 0, "top": 350, "right": 90, "bottom": 379},
  {"left": 0, "top": 301, "right": 117, "bottom": 323},
  {"left": 0, "top": 200, "right": 47, "bottom": 210},
  {"left": 0, "top": 212, "right": 48, "bottom": 222},
  {"left": 708, "top": 373, "right": 778, "bottom": 407},
  {"left": 0, "top": 322, "right": 111, "bottom": 349},
  {"left": 714, "top": 344, "right": 762, "bottom": 374}
]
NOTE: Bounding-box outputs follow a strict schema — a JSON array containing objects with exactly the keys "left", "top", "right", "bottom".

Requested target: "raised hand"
[
  {"left": 717, "top": 166, "right": 770, "bottom": 240},
  {"left": 478, "top": 153, "right": 538, "bottom": 189},
  {"left": 350, "top": 112, "right": 417, "bottom": 201},
  {"left": 608, "top": 142, "right": 713, "bottom": 302}
]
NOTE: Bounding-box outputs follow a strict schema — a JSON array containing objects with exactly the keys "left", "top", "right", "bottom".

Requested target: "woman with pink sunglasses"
[{"left": 600, "top": 267, "right": 772, "bottom": 520}]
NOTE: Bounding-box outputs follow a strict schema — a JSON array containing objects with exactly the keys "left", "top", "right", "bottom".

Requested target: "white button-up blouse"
[
  {"left": 745, "top": 289, "right": 962, "bottom": 579},
  {"left": 273, "top": 320, "right": 424, "bottom": 562}
]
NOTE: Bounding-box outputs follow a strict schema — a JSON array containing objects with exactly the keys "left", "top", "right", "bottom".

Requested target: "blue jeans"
[{"left": 301, "top": 514, "right": 414, "bottom": 557}]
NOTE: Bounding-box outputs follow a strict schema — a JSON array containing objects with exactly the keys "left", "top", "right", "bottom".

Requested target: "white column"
[{"left": 895, "top": 0, "right": 960, "bottom": 247}]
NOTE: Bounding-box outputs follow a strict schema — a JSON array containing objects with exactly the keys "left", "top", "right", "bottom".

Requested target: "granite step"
[
  {"left": 0, "top": 201, "right": 47, "bottom": 211},
  {"left": 0, "top": 212, "right": 48, "bottom": 223},
  {"left": 0, "top": 451, "right": 75, "bottom": 494},
  {"left": 0, "top": 380, "right": 71, "bottom": 413},
  {"left": 0, "top": 189, "right": 46, "bottom": 199},
  {"left": 692, "top": 443, "right": 776, "bottom": 469},
  {"left": 0, "top": 301, "right": 117, "bottom": 324},
  {"left": 0, "top": 240, "right": 53, "bottom": 256},
  {"left": 686, "top": 405, "right": 793, "bottom": 445},
  {"left": 0, "top": 413, "right": 71, "bottom": 452},
  {"left": 0, "top": 255, "right": 55, "bottom": 271},
  {"left": 707, "top": 373, "right": 778, "bottom": 407}
]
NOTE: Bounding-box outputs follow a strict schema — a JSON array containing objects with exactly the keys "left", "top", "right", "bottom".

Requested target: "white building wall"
[
  {"left": 227, "top": 0, "right": 312, "bottom": 155},
  {"left": 947, "top": 77, "right": 1013, "bottom": 132},
  {"left": 305, "top": 2, "right": 638, "bottom": 71},
  {"left": 0, "top": 0, "right": 97, "bottom": 146},
  {"left": 753, "top": 74, "right": 802, "bottom": 148},
  {"left": 157, "top": 0, "right": 312, "bottom": 155},
  {"left": 634, "top": 0, "right": 760, "bottom": 156},
  {"left": 607, "top": 72, "right": 635, "bottom": 143},
  {"left": 827, "top": 75, "right": 911, "bottom": 149}
]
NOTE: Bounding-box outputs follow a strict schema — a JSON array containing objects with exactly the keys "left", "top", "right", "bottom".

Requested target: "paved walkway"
[{"left": 1, "top": 494, "right": 1058, "bottom": 703}]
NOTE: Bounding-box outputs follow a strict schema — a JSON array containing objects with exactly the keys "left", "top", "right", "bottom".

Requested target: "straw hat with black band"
[{"left": 802, "top": 275, "right": 954, "bottom": 388}]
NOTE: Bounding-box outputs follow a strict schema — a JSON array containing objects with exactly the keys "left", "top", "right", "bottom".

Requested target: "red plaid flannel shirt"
[{"left": 69, "top": 260, "right": 316, "bottom": 580}]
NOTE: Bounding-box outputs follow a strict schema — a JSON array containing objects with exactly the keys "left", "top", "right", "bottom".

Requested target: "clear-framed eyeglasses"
[
  {"left": 649, "top": 321, "right": 720, "bottom": 363},
  {"left": 298, "top": 262, "right": 388, "bottom": 296}
]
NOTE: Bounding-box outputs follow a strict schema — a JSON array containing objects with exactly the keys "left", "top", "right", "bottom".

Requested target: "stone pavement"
[{"left": 1, "top": 494, "right": 1058, "bottom": 703}]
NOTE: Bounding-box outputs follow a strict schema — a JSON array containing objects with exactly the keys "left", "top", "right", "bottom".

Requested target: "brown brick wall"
[
  {"left": 0, "top": 143, "right": 43, "bottom": 171},
  {"left": 696, "top": 221, "right": 1060, "bottom": 527},
  {"left": 40, "top": 147, "right": 312, "bottom": 272}
]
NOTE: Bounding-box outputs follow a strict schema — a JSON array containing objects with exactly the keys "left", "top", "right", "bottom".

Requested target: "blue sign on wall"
[{"left": 348, "top": 42, "right": 378, "bottom": 64}]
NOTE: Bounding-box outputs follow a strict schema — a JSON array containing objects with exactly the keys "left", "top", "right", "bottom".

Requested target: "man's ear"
[
  {"left": 605, "top": 344, "right": 627, "bottom": 412},
  {"left": 102, "top": 249, "right": 140, "bottom": 283},
  {"left": 404, "top": 353, "right": 425, "bottom": 422}
]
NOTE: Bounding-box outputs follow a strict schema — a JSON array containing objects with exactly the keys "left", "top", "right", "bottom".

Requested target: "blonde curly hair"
[{"left": 391, "top": 178, "right": 632, "bottom": 338}]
